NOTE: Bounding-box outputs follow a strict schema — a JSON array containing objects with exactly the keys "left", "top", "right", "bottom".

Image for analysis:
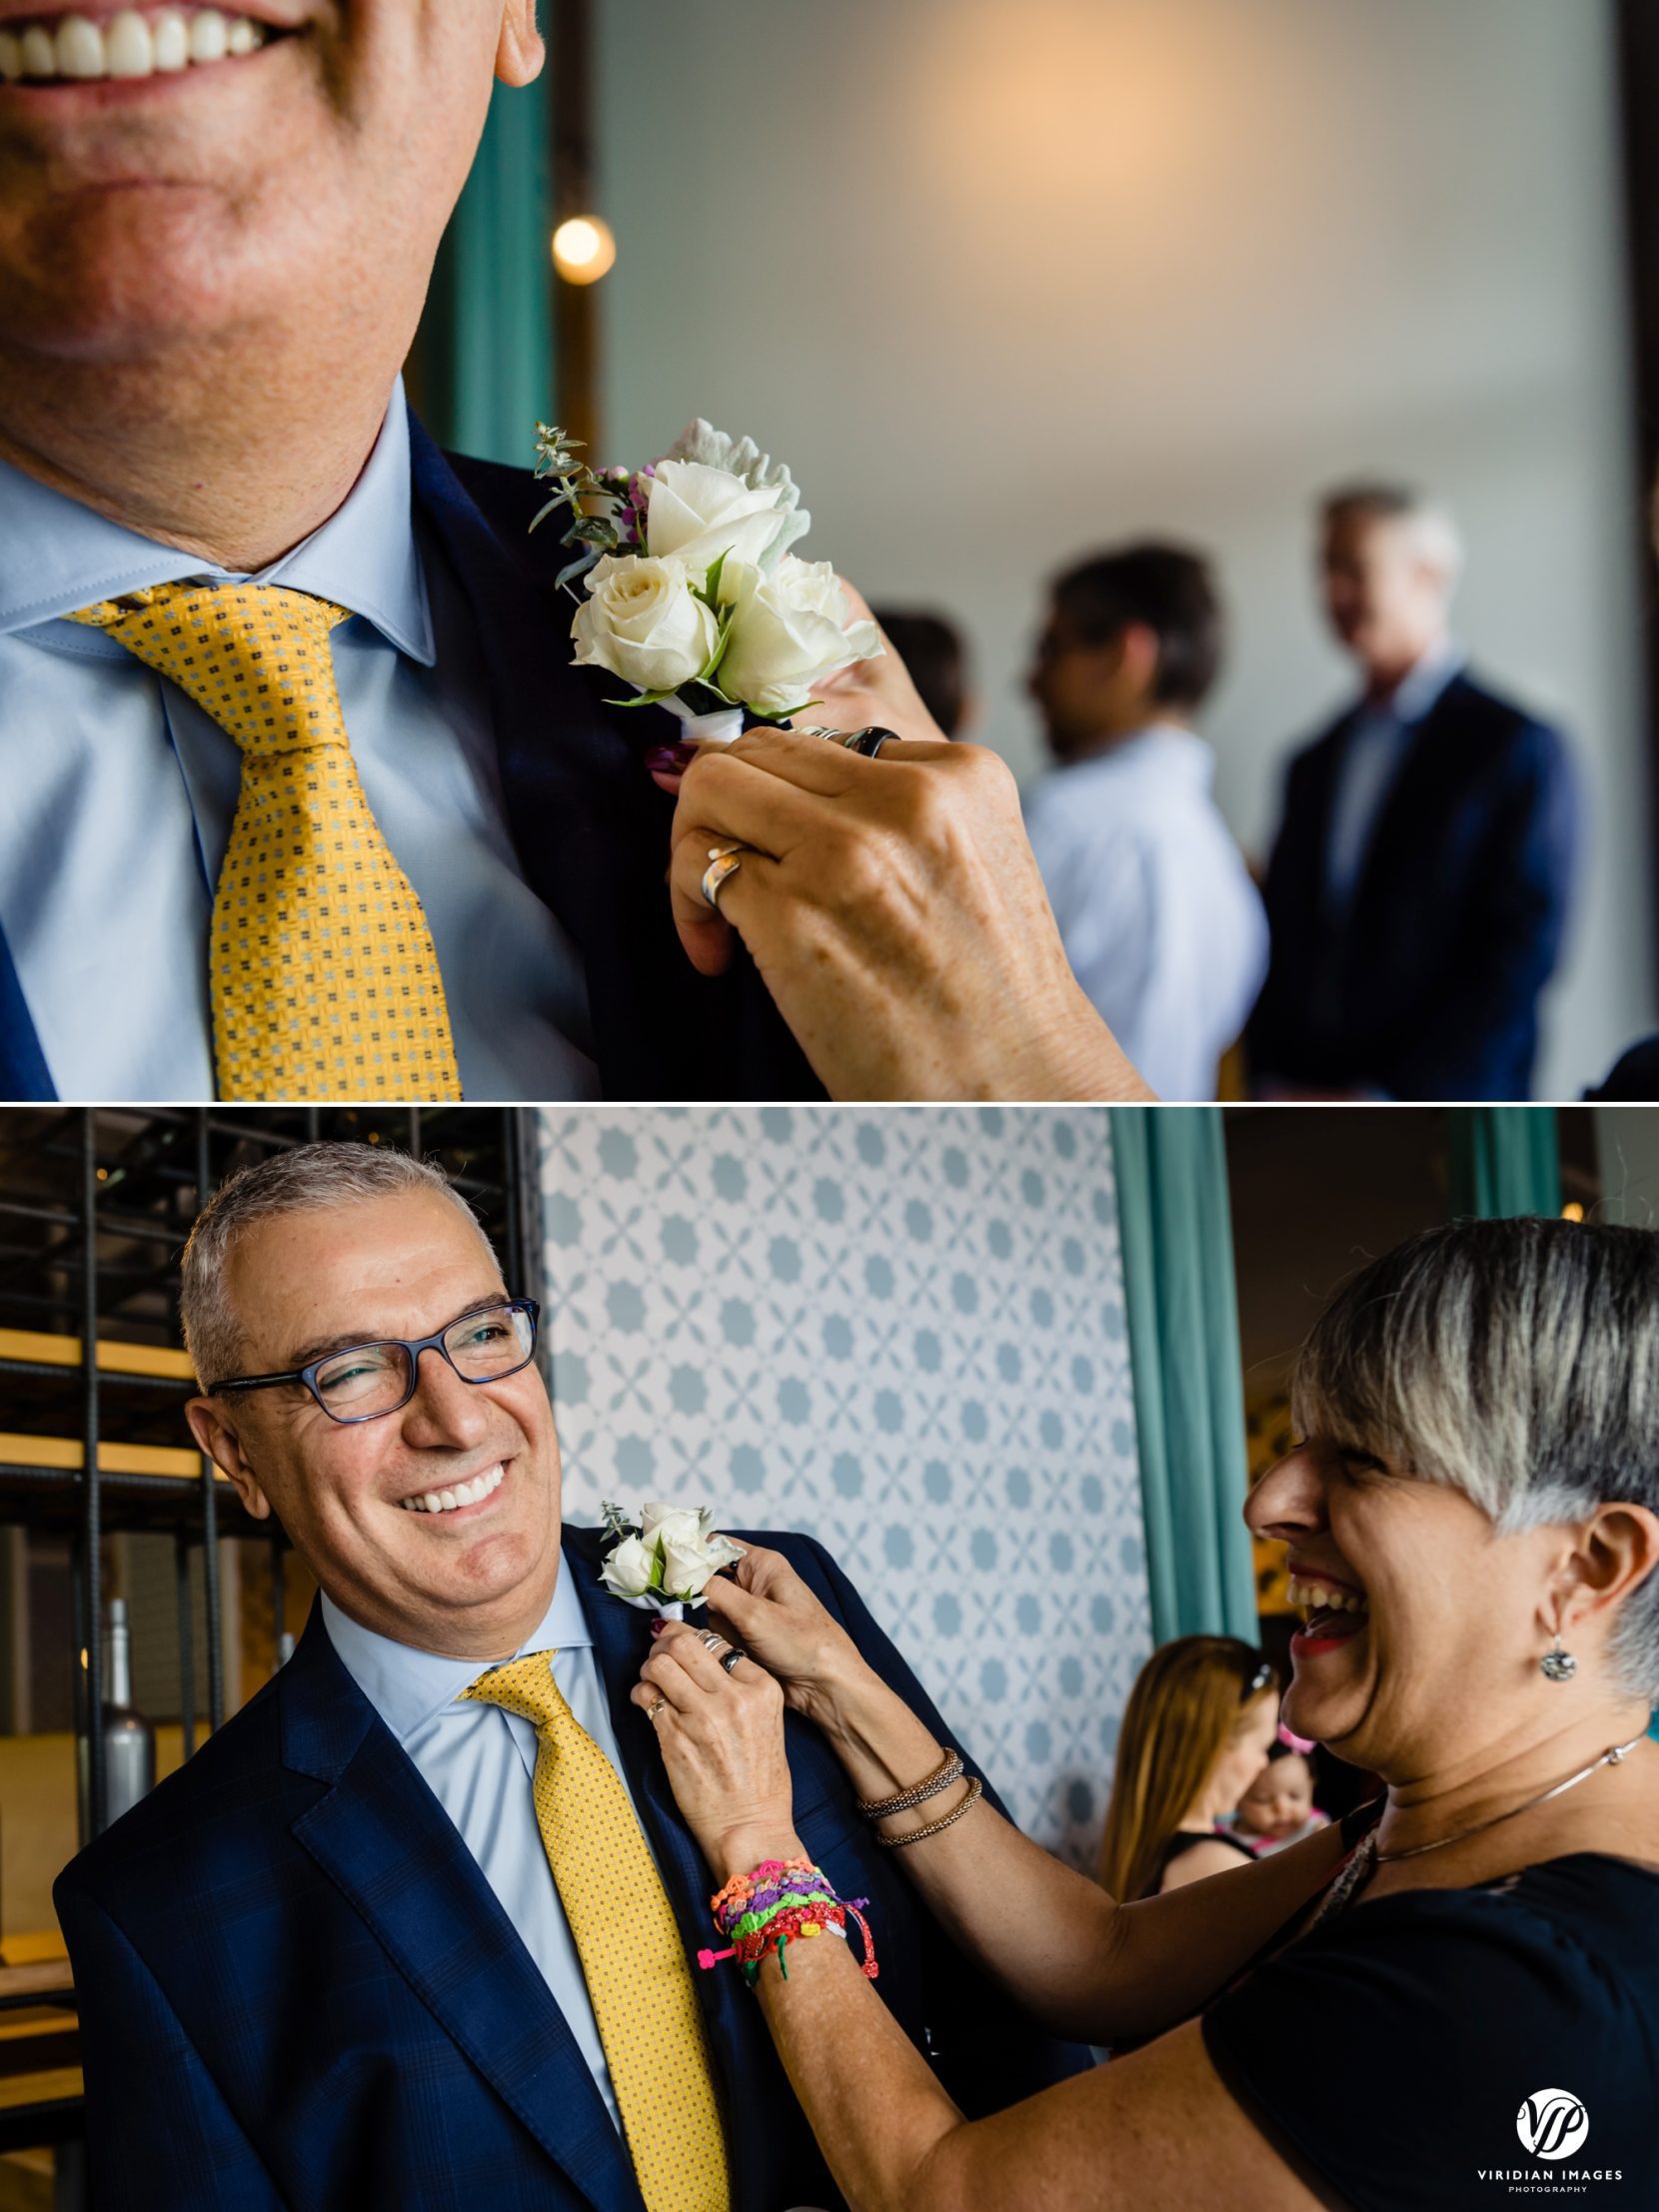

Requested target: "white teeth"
[
  {"left": 0, "top": 9, "right": 271, "bottom": 84},
  {"left": 153, "top": 10, "right": 189, "bottom": 69},
  {"left": 1287, "top": 1575, "right": 1367, "bottom": 1615},
  {"left": 404, "top": 1466, "right": 505, "bottom": 1517},
  {"left": 189, "top": 9, "right": 228, "bottom": 62},
  {"left": 106, "top": 12, "right": 155, "bottom": 78},
  {"left": 55, "top": 15, "right": 102, "bottom": 76}
]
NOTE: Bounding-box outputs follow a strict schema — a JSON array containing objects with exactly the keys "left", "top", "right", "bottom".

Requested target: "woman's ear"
[
  {"left": 496, "top": 0, "right": 546, "bottom": 89},
  {"left": 184, "top": 1396, "right": 274, "bottom": 1523},
  {"left": 1553, "top": 1503, "right": 1659, "bottom": 1637}
]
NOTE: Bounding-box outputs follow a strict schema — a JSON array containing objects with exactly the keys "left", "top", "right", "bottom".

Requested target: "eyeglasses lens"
[{"left": 312, "top": 1305, "right": 534, "bottom": 1419}]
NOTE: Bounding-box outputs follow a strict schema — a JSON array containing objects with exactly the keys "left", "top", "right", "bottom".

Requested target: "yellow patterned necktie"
[
  {"left": 461, "top": 1653, "right": 731, "bottom": 2212},
  {"left": 69, "top": 581, "right": 462, "bottom": 1102}
]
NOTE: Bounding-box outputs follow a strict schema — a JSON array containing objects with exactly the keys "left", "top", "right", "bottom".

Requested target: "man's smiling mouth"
[
  {"left": 399, "top": 1463, "right": 508, "bottom": 1519},
  {"left": 0, "top": 10, "right": 292, "bottom": 85}
]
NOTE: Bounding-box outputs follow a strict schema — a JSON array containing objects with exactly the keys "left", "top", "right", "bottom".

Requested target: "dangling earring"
[{"left": 1540, "top": 1633, "right": 1577, "bottom": 1683}]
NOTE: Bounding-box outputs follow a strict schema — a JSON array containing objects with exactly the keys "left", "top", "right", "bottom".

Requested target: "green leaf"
[
  {"left": 603, "top": 686, "right": 684, "bottom": 709},
  {"left": 703, "top": 549, "right": 729, "bottom": 607}
]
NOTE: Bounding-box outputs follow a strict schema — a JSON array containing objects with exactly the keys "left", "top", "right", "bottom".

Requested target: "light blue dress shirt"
[
  {"left": 1323, "top": 646, "right": 1464, "bottom": 912},
  {"left": 0, "top": 381, "right": 599, "bottom": 1100},
  {"left": 1023, "top": 725, "right": 1268, "bottom": 1101},
  {"left": 321, "top": 1552, "right": 656, "bottom": 2134}
]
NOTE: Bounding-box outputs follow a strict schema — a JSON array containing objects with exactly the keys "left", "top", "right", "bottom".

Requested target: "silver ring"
[
  {"left": 700, "top": 842, "right": 747, "bottom": 911},
  {"left": 720, "top": 1648, "right": 745, "bottom": 1675},
  {"left": 793, "top": 723, "right": 842, "bottom": 740},
  {"left": 698, "top": 1629, "right": 724, "bottom": 1655},
  {"left": 841, "top": 725, "right": 899, "bottom": 758}
]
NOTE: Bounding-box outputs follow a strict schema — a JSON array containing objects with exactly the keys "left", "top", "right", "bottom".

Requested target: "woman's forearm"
[{"left": 815, "top": 1665, "right": 1351, "bottom": 2044}]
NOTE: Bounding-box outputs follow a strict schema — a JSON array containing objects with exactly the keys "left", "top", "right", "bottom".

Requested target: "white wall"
[{"left": 598, "top": 0, "right": 1649, "bottom": 1099}]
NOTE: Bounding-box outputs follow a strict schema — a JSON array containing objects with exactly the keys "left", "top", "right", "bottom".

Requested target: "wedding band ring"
[
  {"left": 646, "top": 1696, "right": 668, "bottom": 1721},
  {"left": 701, "top": 842, "right": 748, "bottom": 911},
  {"left": 794, "top": 724, "right": 841, "bottom": 740},
  {"left": 720, "top": 1648, "right": 745, "bottom": 1676},
  {"left": 699, "top": 1629, "right": 725, "bottom": 1655},
  {"left": 841, "top": 725, "right": 900, "bottom": 758}
]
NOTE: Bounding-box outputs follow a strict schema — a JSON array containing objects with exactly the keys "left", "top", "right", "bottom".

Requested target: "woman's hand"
[
  {"left": 700, "top": 1544, "right": 871, "bottom": 1734},
  {"left": 659, "top": 585, "right": 1154, "bottom": 1103},
  {"left": 631, "top": 1620, "right": 804, "bottom": 1879}
]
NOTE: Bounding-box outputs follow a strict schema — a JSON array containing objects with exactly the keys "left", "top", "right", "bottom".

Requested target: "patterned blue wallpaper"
[{"left": 536, "top": 1107, "right": 1152, "bottom": 1866}]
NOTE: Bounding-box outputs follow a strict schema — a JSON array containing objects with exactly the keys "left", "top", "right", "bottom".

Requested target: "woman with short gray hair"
[{"left": 632, "top": 1215, "right": 1659, "bottom": 2209}]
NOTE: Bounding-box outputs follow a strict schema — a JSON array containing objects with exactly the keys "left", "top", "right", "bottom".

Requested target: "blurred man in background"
[
  {"left": 1023, "top": 544, "right": 1267, "bottom": 1101},
  {"left": 870, "top": 607, "right": 973, "bottom": 738},
  {"left": 1249, "top": 485, "right": 1576, "bottom": 1100}
]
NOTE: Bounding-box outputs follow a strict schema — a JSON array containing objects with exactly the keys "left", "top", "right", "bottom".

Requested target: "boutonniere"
[
  {"left": 530, "top": 418, "right": 882, "bottom": 746},
  {"left": 598, "top": 1499, "right": 746, "bottom": 1617}
]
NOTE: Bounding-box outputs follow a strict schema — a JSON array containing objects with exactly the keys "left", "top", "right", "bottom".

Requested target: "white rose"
[
  {"left": 573, "top": 553, "right": 719, "bottom": 693},
  {"left": 641, "top": 1502, "right": 704, "bottom": 1547},
  {"left": 647, "top": 460, "right": 795, "bottom": 579},
  {"left": 599, "top": 1534, "right": 657, "bottom": 1600},
  {"left": 661, "top": 1536, "right": 721, "bottom": 1601},
  {"left": 661, "top": 421, "right": 811, "bottom": 567},
  {"left": 715, "top": 555, "right": 883, "bottom": 715}
]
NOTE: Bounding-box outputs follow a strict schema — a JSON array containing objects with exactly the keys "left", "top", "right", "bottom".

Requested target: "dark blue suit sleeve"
[
  {"left": 776, "top": 1534, "right": 1093, "bottom": 2111},
  {"left": 55, "top": 1875, "right": 284, "bottom": 2212},
  {"left": 1383, "top": 717, "right": 1576, "bottom": 1098}
]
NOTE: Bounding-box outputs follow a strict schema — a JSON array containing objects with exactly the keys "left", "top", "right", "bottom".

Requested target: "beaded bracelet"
[
  {"left": 856, "top": 1745, "right": 964, "bottom": 1822},
  {"left": 874, "top": 1772, "right": 982, "bottom": 1848}
]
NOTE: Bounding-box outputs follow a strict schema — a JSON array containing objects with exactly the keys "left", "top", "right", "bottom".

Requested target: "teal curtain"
[
  {"left": 1447, "top": 1108, "right": 1561, "bottom": 1219},
  {"left": 1108, "top": 1108, "right": 1258, "bottom": 1647},
  {"left": 409, "top": 81, "right": 553, "bottom": 465}
]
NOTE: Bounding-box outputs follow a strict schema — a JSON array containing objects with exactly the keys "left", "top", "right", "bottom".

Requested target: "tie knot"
[
  {"left": 69, "top": 579, "right": 353, "bottom": 756},
  {"left": 460, "top": 1650, "right": 565, "bottom": 1730}
]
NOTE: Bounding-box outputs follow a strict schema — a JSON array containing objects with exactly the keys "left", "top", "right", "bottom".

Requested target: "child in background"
[{"left": 1223, "top": 1737, "right": 1329, "bottom": 1855}]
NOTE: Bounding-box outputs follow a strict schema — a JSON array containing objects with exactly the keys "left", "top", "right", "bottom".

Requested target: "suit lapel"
[
  {"left": 406, "top": 412, "right": 822, "bottom": 1103},
  {"left": 1346, "top": 676, "right": 1470, "bottom": 928},
  {"left": 0, "top": 915, "right": 55, "bottom": 1101},
  {"left": 279, "top": 1609, "right": 645, "bottom": 2212},
  {"left": 563, "top": 1529, "right": 783, "bottom": 2212}
]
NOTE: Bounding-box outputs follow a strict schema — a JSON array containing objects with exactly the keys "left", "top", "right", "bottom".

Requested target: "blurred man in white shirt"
[{"left": 1022, "top": 545, "right": 1267, "bottom": 1100}]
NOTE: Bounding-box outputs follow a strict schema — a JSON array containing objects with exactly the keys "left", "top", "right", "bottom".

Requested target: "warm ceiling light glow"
[
  {"left": 553, "top": 215, "right": 617, "bottom": 285},
  {"left": 1561, "top": 1200, "right": 1585, "bottom": 1223}
]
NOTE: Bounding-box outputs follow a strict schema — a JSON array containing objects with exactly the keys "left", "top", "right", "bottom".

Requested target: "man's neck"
[
  {"left": 1361, "top": 632, "right": 1450, "bottom": 709},
  {"left": 1058, "top": 708, "right": 1187, "bottom": 766},
  {"left": 0, "top": 326, "right": 400, "bottom": 572}
]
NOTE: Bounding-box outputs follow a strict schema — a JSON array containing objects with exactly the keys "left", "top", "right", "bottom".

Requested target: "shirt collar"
[
  {"left": 320, "top": 1544, "right": 595, "bottom": 1745},
  {"left": 1370, "top": 642, "right": 1464, "bottom": 726},
  {"left": 0, "top": 376, "right": 434, "bottom": 664}
]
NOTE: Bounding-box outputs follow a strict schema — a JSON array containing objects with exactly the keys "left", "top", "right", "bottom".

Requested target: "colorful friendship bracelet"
[{"left": 699, "top": 1855, "right": 879, "bottom": 1985}]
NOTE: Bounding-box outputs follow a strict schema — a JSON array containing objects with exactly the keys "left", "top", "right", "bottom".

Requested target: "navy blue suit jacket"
[
  {"left": 0, "top": 414, "right": 820, "bottom": 1103},
  {"left": 1247, "top": 672, "right": 1576, "bottom": 1100},
  {"left": 56, "top": 1527, "right": 1086, "bottom": 2211}
]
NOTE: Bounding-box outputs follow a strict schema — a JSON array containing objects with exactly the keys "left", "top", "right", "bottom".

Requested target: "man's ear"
[
  {"left": 184, "top": 1396, "right": 274, "bottom": 1523},
  {"left": 1114, "top": 619, "right": 1161, "bottom": 696},
  {"left": 496, "top": 0, "right": 545, "bottom": 88}
]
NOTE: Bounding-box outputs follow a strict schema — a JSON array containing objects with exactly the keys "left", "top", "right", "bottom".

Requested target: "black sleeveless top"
[
  {"left": 1145, "top": 1824, "right": 1254, "bottom": 1896},
  {"left": 1201, "top": 1850, "right": 1659, "bottom": 2208}
]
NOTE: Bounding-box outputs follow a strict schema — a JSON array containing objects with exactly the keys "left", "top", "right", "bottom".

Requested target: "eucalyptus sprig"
[{"left": 531, "top": 423, "right": 636, "bottom": 591}]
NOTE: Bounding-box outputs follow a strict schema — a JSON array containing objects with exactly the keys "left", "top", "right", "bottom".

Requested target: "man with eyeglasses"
[{"left": 53, "top": 1141, "right": 1084, "bottom": 2212}]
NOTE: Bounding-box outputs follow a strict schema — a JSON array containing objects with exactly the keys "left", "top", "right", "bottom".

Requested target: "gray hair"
[
  {"left": 1320, "top": 480, "right": 1464, "bottom": 587},
  {"left": 180, "top": 1142, "right": 499, "bottom": 1389},
  {"left": 1291, "top": 1217, "right": 1659, "bottom": 1701}
]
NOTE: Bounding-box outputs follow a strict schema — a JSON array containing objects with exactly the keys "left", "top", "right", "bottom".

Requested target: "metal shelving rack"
[{"left": 0, "top": 1105, "right": 542, "bottom": 2169}]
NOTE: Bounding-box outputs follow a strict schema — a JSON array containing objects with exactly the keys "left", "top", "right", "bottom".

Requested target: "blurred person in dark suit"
[
  {"left": 870, "top": 607, "right": 973, "bottom": 737},
  {"left": 1249, "top": 485, "right": 1577, "bottom": 1101},
  {"left": 1022, "top": 544, "right": 1267, "bottom": 1101}
]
